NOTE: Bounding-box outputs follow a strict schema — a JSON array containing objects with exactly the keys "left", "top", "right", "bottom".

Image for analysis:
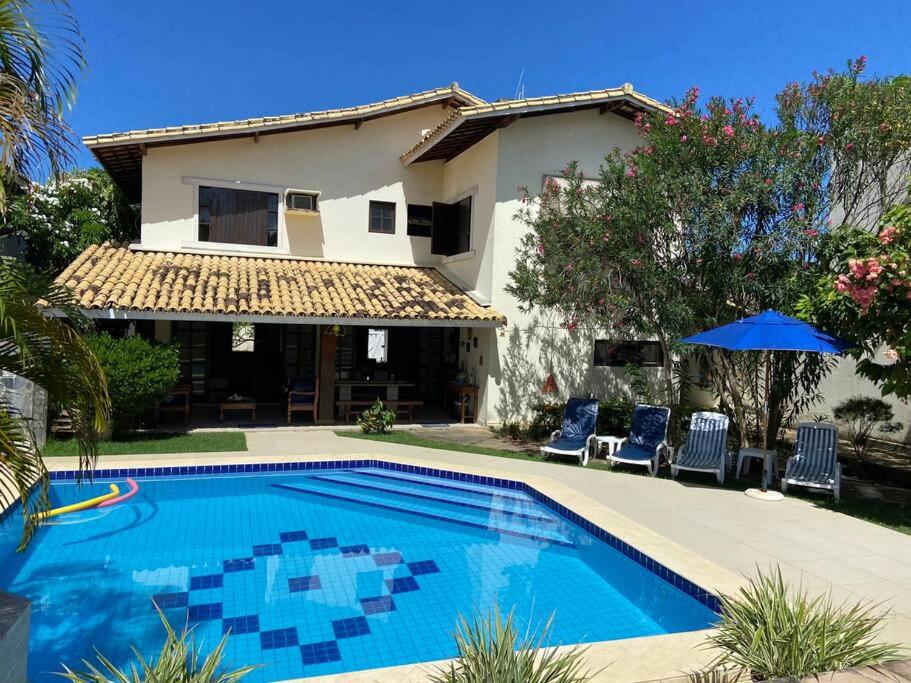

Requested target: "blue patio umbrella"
[{"left": 680, "top": 310, "right": 854, "bottom": 495}]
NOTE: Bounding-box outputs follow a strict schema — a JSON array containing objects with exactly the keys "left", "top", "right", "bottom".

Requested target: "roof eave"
[{"left": 401, "top": 90, "right": 673, "bottom": 165}]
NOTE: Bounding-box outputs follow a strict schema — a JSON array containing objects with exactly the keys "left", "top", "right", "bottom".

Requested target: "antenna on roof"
[{"left": 514, "top": 69, "right": 525, "bottom": 99}]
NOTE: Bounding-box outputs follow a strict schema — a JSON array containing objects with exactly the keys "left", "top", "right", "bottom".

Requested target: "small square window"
[
  {"left": 367, "top": 328, "right": 388, "bottom": 363},
  {"left": 369, "top": 201, "right": 395, "bottom": 234},
  {"left": 594, "top": 340, "right": 663, "bottom": 367}
]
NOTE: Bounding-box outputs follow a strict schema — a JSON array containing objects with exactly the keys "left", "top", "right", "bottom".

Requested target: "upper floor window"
[
  {"left": 199, "top": 186, "right": 279, "bottom": 247},
  {"left": 368, "top": 201, "right": 396, "bottom": 234},
  {"left": 431, "top": 195, "right": 472, "bottom": 256},
  {"left": 593, "top": 340, "right": 663, "bottom": 367}
]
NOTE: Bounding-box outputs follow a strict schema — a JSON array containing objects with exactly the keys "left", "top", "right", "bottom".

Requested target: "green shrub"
[
  {"left": 428, "top": 607, "right": 593, "bottom": 683},
  {"left": 833, "top": 395, "right": 903, "bottom": 461},
  {"left": 85, "top": 333, "right": 179, "bottom": 434},
  {"left": 708, "top": 568, "right": 901, "bottom": 680},
  {"left": 60, "top": 608, "right": 256, "bottom": 682},
  {"left": 358, "top": 399, "right": 396, "bottom": 434}
]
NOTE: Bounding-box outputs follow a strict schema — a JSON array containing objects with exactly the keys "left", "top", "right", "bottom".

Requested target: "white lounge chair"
[
  {"left": 541, "top": 397, "right": 599, "bottom": 466},
  {"left": 606, "top": 405, "right": 670, "bottom": 477},
  {"left": 781, "top": 422, "right": 841, "bottom": 502},
  {"left": 671, "top": 411, "right": 730, "bottom": 484}
]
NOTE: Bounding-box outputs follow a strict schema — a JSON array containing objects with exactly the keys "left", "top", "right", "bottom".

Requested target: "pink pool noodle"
[{"left": 97, "top": 478, "right": 139, "bottom": 508}]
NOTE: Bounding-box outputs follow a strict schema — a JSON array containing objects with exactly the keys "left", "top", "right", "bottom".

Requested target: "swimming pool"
[{"left": 0, "top": 460, "right": 718, "bottom": 682}]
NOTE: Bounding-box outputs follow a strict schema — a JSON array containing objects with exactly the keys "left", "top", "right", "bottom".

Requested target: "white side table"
[
  {"left": 595, "top": 436, "right": 625, "bottom": 460},
  {"left": 736, "top": 447, "right": 778, "bottom": 488}
]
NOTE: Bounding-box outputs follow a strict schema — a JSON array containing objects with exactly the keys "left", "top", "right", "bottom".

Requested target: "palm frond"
[
  {"left": 0, "top": 0, "right": 86, "bottom": 211},
  {"left": 0, "top": 256, "right": 109, "bottom": 549}
]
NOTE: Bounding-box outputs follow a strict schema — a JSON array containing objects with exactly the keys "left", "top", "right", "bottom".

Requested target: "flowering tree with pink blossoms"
[
  {"left": 508, "top": 59, "right": 911, "bottom": 446},
  {"left": 800, "top": 203, "right": 911, "bottom": 399},
  {"left": 508, "top": 86, "right": 828, "bottom": 445}
]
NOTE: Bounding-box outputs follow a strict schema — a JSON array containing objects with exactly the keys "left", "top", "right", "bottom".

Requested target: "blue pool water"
[{"left": 0, "top": 463, "right": 717, "bottom": 682}]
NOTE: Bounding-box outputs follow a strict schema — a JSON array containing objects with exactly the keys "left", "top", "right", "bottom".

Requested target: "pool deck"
[{"left": 41, "top": 427, "right": 911, "bottom": 682}]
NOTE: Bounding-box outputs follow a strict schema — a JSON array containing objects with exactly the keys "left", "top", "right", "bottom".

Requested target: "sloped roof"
[
  {"left": 85, "top": 83, "right": 485, "bottom": 201},
  {"left": 57, "top": 244, "right": 506, "bottom": 326},
  {"left": 401, "top": 83, "right": 671, "bottom": 164}
]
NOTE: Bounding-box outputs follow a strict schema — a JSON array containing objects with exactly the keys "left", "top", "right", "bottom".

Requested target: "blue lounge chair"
[
  {"left": 541, "top": 397, "right": 599, "bottom": 466},
  {"left": 606, "top": 405, "right": 670, "bottom": 476},
  {"left": 781, "top": 422, "right": 841, "bottom": 502},
  {"left": 671, "top": 411, "right": 730, "bottom": 484}
]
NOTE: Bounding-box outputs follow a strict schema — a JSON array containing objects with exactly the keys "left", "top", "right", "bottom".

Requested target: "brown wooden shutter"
[{"left": 431, "top": 201, "right": 458, "bottom": 256}]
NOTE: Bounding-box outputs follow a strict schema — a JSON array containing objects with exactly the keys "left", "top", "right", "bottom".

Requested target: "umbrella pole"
[{"left": 761, "top": 350, "right": 771, "bottom": 492}]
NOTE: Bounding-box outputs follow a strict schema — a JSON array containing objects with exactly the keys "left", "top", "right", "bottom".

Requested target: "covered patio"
[{"left": 55, "top": 244, "right": 506, "bottom": 426}]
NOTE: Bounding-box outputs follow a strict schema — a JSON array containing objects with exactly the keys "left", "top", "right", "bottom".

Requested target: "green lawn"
[
  {"left": 337, "top": 430, "right": 911, "bottom": 535},
  {"left": 45, "top": 431, "right": 247, "bottom": 456}
]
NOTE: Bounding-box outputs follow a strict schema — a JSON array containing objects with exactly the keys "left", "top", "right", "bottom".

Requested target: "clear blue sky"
[{"left": 69, "top": 0, "right": 910, "bottom": 168}]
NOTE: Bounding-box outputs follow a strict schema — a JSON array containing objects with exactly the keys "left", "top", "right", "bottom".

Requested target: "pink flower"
[
  {"left": 763, "top": 178, "right": 773, "bottom": 185},
  {"left": 803, "top": 229, "right": 818, "bottom": 237},
  {"left": 848, "top": 258, "right": 867, "bottom": 279},
  {"left": 680, "top": 134, "right": 688, "bottom": 142},
  {"left": 844, "top": 142, "right": 855, "bottom": 152},
  {"left": 792, "top": 202, "right": 805, "bottom": 212},
  {"left": 884, "top": 348, "right": 900, "bottom": 362},
  {"left": 536, "top": 243, "right": 545, "bottom": 255},
  {"left": 879, "top": 225, "right": 898, "bottom": 245},
  {"left": 665, "top": 115, "right": 679, "bottom": 126},
  {"left": 865, "top": 257, "right": 883, "bottom": 280},
  {"left": 630, "top": 258, "right": 641, "bottom": 267},
  {"left": 722, "top": 125, "right": 735, "bottom": 137},
  {"left": 702, "top": 135, "right": 717, "bottom": 147},
  {"left": 625, "top": 166, "right": 638, "bottom": 179},
  {"left": 835, "top": 274, "right": 851, "bottom": 293}
]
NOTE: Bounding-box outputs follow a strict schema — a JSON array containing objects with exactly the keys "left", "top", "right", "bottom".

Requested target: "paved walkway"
[{"left": 45, "top": 426, "right": 911, "bottom": 647}]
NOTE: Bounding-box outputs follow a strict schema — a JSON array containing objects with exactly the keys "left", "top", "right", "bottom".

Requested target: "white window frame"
[{"left": 181, "top": 176, "right": 290, "bottom": 255}]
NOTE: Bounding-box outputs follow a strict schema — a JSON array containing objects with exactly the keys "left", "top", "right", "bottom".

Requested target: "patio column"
[{"left": 317, "top": 326, "right": 336, "bottom": 424}]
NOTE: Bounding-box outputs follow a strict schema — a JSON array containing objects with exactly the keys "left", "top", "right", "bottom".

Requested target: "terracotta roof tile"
[{"left": 57, "top": 245, "right": 505, "bottom": 325}]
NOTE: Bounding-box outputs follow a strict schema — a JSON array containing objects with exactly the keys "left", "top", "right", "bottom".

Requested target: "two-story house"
[{"left": 59, "top": 82, "right": 670, "bottom": 425}]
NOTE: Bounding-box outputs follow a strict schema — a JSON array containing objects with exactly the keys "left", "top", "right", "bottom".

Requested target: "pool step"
[
  {"left": 307, "top": 471, "right": 558, "bottom": 525},
  {"left": 272, "top": 479, "right": 575, "bottom": 548}
]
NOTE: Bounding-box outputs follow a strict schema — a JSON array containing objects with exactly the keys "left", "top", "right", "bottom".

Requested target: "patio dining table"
[{"left": 336, "top": 380, "right": 415, "bottom": 401}]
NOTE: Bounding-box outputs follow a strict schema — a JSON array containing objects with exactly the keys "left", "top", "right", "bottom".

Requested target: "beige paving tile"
[
  {"left": 843, "top": 555, "right": 911, "bottom": 583},
  {"left": 789, "top": 558, "right": 888, "bottom": 586}
]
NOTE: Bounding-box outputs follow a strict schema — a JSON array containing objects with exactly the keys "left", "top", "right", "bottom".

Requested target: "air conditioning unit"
[{"left": 285, "top": 190, "right": 320, "bottom": 213}]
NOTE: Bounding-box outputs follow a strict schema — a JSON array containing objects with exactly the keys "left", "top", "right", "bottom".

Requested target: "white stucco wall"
[
  {"left": 140, "top": 107, "right": 447, "bottom": 264},
  {"left": 469, "top": 109, "right": 663, "bottom": 424},
  {"left": 437, "top": 133, "right": 499, "bottom": 300}
]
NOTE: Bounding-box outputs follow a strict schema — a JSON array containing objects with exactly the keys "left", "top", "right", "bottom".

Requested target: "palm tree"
[
  {"left": 0, "top": 0, "right": 86, "bottom": 211},
  {"left": 0, "top": 257, "right": 109, "bottom": 549}
]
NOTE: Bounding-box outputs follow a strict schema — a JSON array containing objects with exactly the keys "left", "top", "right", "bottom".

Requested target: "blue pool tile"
[
  {"left": 406, "top": 560, "right": 440, "bottom": 576},
  {"left": 288, "top": 575, "right": 321, "bottom": 592},
  {"left": 261, "top": 627, "right": 298, "bottom": 650},
  {"left": 340, "top": 544, "right": 370, "bottom": 557},
  {"left": 309, "top": 537, "right": 338, "bottom": 551},
  {"left": 332, "top": 615, "right": 370, "bottom": 639},
  {"left": 279, "top": 530, "right": 309, "bottom": 543},
  {"left": 300, "top": 640, "right": 341, "bottom": 666},
  {"left": 360, "top": 595, "right": 395, "bottom": 614},
  {"left": 252, "top": 543, "right": 283, "bottom": 557},
  {"left": 385, "top": 576, "right": 419, "bottom": 594},
  {"left": 222, "top": 614, "right": 259, "bottom": 635},
  {"left": 187, "top": 602, "right": 222, "bottom": 622},
  {"left": 189, "top": 574, "right": 223, "bottom": 591},
  {"left": 151, "top": 592, "right": 188, "bottom": 609},
  {"left": 372, "top": 551, "right": 402, "bottom": 566},
  {"left": 223, "top": 558, "right": 254, "bottom": 573}
]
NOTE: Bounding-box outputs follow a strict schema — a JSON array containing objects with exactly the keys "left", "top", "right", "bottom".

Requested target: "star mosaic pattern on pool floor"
[{"left": 149, "top": 527, "right": 441, "bottom": 670}]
